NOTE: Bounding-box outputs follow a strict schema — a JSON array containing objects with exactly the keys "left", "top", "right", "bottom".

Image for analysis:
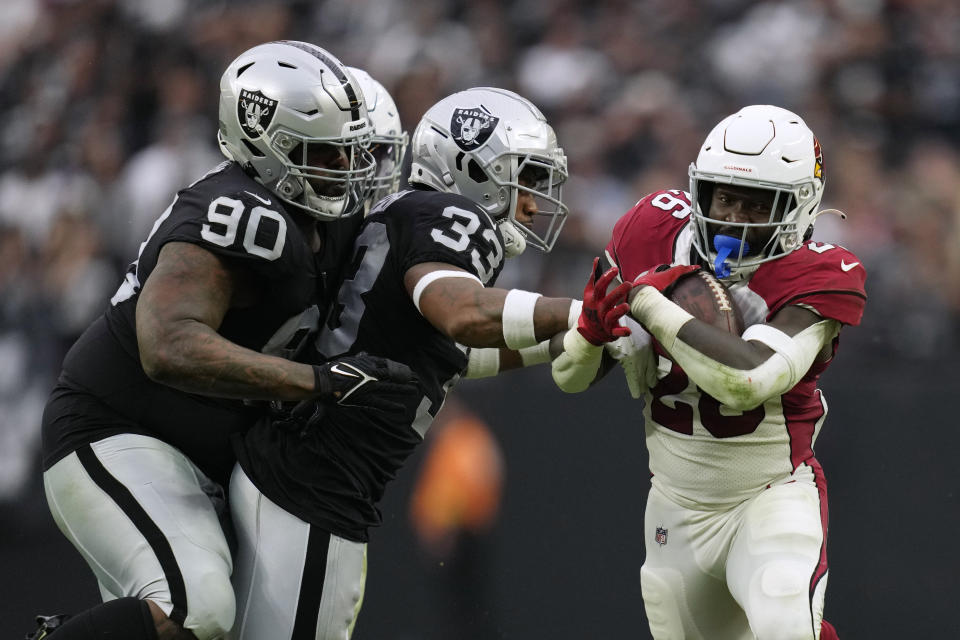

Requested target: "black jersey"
[
  {"left": 42, "top": 161, "right": 359, "bottom": 484},
  {"left": 235, "top": 188, "right": 507, "bottom": 541}
]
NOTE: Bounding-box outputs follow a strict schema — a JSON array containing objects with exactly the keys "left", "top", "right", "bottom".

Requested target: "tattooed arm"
[
  {"left": 404, "top": 261, "right": 572, "bottom": 348},
  {"left": 136, "top": 241, "right": 317, "bottom": 401}
]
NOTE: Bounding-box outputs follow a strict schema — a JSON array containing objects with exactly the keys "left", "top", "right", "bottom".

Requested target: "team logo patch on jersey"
[
  {"left": 238, "top": 89, "right": 277, "bottom": 139},
  {"left": 655, "top": 526, "right": 668, "bottom": 546},
  {"left": 451, "top": 107, "right": 499, "bottom": 151}
]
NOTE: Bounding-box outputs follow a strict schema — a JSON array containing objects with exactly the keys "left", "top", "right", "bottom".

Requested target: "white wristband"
[
  {"left": 552, "top": 328, "right": 603, "bottom": 393},
  {"left": 465, "top": 347, "right": 500, "bottom": 379},
  {"left": 519, "top": 340, "right": 552, "bottom": 367},
  {"left": 412, "top": 269, "right": 483, "bottom": 313},
  {"left": 628, "top": 287, "right": 694, "bottom": 350},
  {"left": 561, "top": 327, "right": 602, "bottom": 363},
  {"left": 502, "top": 289, "right": 541, "bottom": 350},
  {"left": 567, "top": 299, "right": 583, "bottom": 329}
]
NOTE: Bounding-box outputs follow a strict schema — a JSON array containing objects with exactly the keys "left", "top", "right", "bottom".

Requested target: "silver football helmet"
[
  {"left": 346, "top": 67, "right": 408, "bottom": 209},
  {"left": 217, "top": 41, "right": 376, "bottom": 220},
  {"left": 689, "top": 104, "right": 826, "bottom": 280},
  {"left": 409, "top": 87, "right": 568, "bottom": 255}
]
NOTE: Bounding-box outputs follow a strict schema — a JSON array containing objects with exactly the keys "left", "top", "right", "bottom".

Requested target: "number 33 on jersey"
[{"left": 317, "top": 189, "right": 506, "bottom": 429}]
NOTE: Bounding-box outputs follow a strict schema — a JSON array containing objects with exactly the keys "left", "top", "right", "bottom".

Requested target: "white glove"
[
  {"left": 551, "top": 328, "right": 603, "bottom": 393},
  {"left": 604, "top": 317, "right": 656, "bottom": 399}
]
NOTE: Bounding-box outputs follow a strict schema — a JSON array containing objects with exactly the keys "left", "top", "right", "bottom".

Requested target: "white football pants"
[
  {"left": 228, "top": 464, "right": 367, "bottom": 640},
  {"left": 641, "top": 469, "right": 829, "bottom": 640},
  {"left": 43, "top": 434, "right": 235, "bottom": 639}
]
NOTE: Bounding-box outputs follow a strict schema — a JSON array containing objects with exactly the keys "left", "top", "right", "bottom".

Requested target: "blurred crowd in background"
[{"left": 1, "top": 0, "right": 958, "bottom": 507}]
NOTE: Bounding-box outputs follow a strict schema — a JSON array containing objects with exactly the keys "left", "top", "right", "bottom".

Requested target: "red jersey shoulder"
[
  {"left": 605, "top": 189, "right": 692, "bottom": 281},
  {"left": 748, "top": 240, "right": 867, "bottom": 325}
]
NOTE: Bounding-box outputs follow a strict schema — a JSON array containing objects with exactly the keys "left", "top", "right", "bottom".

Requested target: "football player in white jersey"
[
  {"left": 30, "top": 44, "right": 417, "bottom": 640},
  {"left": 553, "top": 105, "right": 865, "bottom": 640}
]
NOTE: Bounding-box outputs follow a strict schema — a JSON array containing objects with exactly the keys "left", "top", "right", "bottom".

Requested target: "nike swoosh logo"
[
  {"left": 244, "top": 191, "right": 272, "bottom": 206},
  {"left": 840, "top": 260, "right": 860, "bottom": 272},
  {"left": 330, "top": 364, "right": 360, "bottom": 378}
]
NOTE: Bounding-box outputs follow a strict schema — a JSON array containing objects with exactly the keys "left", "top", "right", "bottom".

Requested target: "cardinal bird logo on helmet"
[
  {"left": 451, "top": 107, "right": 499, "bottom": 151},
  {"left": 813, "top": 137, "right": 824, "bottom": 183}
]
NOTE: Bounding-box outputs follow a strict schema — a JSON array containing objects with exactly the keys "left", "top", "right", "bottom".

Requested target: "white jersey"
[{"left": 606, "top": 190, "right": 867, "bottom": 509}]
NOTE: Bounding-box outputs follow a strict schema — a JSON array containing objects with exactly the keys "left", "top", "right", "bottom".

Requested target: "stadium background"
[{"left": 0, "top": 0, "right": 957, "bottom": 637}]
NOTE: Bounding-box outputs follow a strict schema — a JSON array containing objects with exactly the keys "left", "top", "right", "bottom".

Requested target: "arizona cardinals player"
[
  {"left": 31, "top": 45, "right": 417, "bottom": 640},
  {"left": 553, "top": 105, "right": 863, "bottom": 640},
  {"left": 227, "top": 87, "right": 622, "bottom": 639}
]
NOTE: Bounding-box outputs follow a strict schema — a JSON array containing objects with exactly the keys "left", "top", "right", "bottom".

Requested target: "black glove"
[
  {"left": 312, "top": 352, "right": 417, "bottom": 409},
  {"left": 274, "top": 353, "right": 418, "bottom": 434}
]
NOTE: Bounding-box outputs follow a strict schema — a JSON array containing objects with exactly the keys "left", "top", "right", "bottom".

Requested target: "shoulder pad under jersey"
[
  {"left": 748, "top": 241, "right": 867, "bottom": 325},
  {"left": 374, "top": 189, "right": 505, "bottom": 285},
  {"left": 605, "top": 189, "right": 693, "bottom": 281},
  {"left": 163, "top": 163, "right": 312, "bottom": 276}
]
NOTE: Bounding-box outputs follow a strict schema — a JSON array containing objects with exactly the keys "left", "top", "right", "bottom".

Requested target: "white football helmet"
[
  {"left": 409, "top": 87, "right": 568, "bottom": 255},
  {"left": 217, "top": 41, "right": 376, "bottom": 220},
  {"left": 689, "top": 104, "right": 825, "bottom": 280},
  {"left": 346, "top": 67, "right": 408, "bottom": 209}
]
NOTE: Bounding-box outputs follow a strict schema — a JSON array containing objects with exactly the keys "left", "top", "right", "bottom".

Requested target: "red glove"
[
  {"left": 633, "top": 264, "right": 700, "bottom": 293},
  {"left": 577, "top": 257, "right": 634, "bottom": 345}
]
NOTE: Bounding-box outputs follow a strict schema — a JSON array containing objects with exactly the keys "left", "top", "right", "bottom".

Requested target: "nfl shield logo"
[
  {"left": 451, "top": 107, "right": 499, "bottom": 151},
  {"left": 655, "top": 527, "right": 668, "bottom": 546},
  {"left": 238, "top": 89, "right": 277, "bottom": 139}
]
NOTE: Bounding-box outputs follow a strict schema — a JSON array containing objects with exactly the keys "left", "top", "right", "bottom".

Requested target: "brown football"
[{"left": 667, "top": 269, "right": 744, "bottom": 335}]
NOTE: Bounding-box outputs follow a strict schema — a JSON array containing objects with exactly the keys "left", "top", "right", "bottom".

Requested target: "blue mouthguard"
[{"left": 712, "top": 235, "right": 750, "bottom": 279}]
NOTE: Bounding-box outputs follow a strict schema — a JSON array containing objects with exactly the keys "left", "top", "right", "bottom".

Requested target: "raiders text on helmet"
[
  {"left": 408, "top": 87, "right": 568, "bottom": 255},
  {"left": 217, "top": 41, "right": 376, "bottom": 220},
  {"left": 689, "top": 104, "right": 827, "bottom": 280}
]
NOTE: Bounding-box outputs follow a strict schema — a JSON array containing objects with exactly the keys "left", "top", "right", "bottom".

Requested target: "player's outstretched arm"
[
  {"left": 627, "top": 269, "right": 839, "bottom": 409},
  {"left": 463, "top": 339, "right": 558, "bottom": 379},
  {"left": 137, "top": 241, "right": 320, "bottom": 401},
  {"left": 405, "top": 261, "right": 575, "bottom": 349},
  {"left": 551, "top": 258, "right": 633, "bottom": 393}
]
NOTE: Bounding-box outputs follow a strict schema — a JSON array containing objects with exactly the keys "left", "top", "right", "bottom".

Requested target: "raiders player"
[
  {"left": 553, "top": 106, "right": 863, "bottom": 639},
  {"left": 345, "top": 67, "right": 409, "bottom": 210},
  {"left": 31, "top": 44, "right": 417, "bottom": 640},
  {"left": 226, "top": 87, "right": 628, "bottom": 639}
]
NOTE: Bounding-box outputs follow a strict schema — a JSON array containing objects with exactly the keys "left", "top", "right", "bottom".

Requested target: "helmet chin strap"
[
  {"left": 498, "top": 219, "right": 527, "bottom": 258},
  {"left": 712, "top": 234, "right": 750, "bottom": 279}
]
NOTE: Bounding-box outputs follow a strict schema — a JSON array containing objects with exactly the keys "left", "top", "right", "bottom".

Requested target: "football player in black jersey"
[
  {"left": 227, "top": 87, "right": 632, "bottom": 638},
  {"left": 346, "top": 66, "right": 409, "bottom": 213},
  {"left": 30, "top": 44, "right": 417, "bottom": 640}
]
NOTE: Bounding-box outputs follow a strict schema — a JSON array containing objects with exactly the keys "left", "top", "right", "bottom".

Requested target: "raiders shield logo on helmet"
[
  {"left": 238, "top": 89, "right": 277, "bottom": 139},
  {"left": 451, "top": 107, "right": 499, "bottom": 151}
]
